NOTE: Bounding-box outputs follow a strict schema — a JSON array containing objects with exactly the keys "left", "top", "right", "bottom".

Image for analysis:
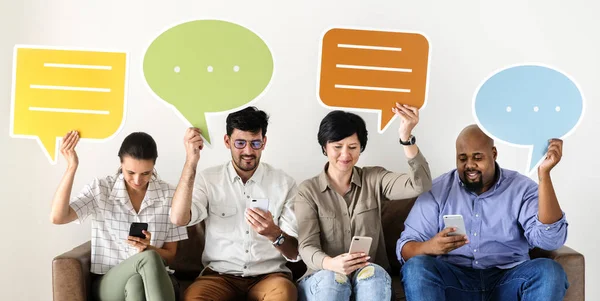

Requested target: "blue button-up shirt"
[{"left": 396, "top": 165, "right": 568, "bottom": 269}]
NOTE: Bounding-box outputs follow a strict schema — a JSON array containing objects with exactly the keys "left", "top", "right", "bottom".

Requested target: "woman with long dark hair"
[{"left": 50, "top": 130, "right": 188, "bottom": 301}]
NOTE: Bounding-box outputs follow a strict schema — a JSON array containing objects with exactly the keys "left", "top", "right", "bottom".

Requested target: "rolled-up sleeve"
[
  {"left": 278, "top": 180, "right": 301, "bottom": 262},
  {"left": 279, "top": 183, "right": 299, "bottom": 239},
  {"left": 188, "top": 175, "right": 209, "bottom": 226},
  {"left": 396, "top": 190, "right": 441, "bottom": 264},
  {"left": 380, "top": 150, "right": 433, "bottom": 200},
  {"left": 70, "top": 178, "right": 99, "bottom": 224},
  {"left": 520, "top": 185, "right": 568, "bottom": 250},
  {"left": 295, "top": 187, "right": 328, "bottom": 271}
]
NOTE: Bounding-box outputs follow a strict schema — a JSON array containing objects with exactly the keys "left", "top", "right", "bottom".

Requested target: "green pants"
[{"left": 92, "top": 250, "right": 176, "bottom": 301}]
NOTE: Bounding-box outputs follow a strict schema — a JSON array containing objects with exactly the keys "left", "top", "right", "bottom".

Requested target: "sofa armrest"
[
  {"left": 530, "top": 245, "right": 585, "bottom": 301},
  {"left": 52, "top": 241, "right": 92, "bottom": 301}
]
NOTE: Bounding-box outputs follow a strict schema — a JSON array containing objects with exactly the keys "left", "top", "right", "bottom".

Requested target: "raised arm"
[
  {"left": 393, "top": 102, "right": 420, "bottom": 159},
  {"left": 537, "top": 139, "right": 564, "bottom": 224},
  {"left": 171, "top": 127, "right": 204, "bottom": 226},
  {"left": 50, "top": 131, "right": 81, "bottom": 224},
  {"left": 380, "top": 103, "right": 432, "bottom": 199},
  {"left": 520, "top": 139, "right": 568, "bottom": 250}
]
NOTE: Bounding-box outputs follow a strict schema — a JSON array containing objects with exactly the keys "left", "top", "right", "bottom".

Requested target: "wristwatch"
[
  {"left": 272, "top": 232, "right": 285, "bottom": 247},
  {"left": 399, "top": 135, "right": 416, "bottom": 146}
]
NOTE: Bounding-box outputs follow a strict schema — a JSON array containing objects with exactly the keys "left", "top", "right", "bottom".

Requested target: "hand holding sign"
[{"left": 474, "top": 64, "right": 583, "bottom": 174}]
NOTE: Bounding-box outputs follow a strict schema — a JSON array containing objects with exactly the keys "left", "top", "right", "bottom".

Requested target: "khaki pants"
[{"left": 183, "top": 268, "right": 297, "bottom": 301}]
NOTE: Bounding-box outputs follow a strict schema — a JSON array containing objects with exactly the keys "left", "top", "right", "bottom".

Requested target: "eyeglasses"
[{"left": 233, "top": 139, "right": 264, "bottom": 150}]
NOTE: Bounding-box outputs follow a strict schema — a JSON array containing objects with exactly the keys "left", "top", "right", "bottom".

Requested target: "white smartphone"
[
  {"left": 443, "top": 214, "right": 467, "bottom": 236},
  {"left": 348, "top": 236, "right": 372, "bottom": 254},
  {"left": 247, "top": 198, "right": 269, "bottom": 212}
]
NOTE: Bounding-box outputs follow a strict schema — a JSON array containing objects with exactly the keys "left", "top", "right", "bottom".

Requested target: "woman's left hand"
[
  {"left": 127, "top": 230, "right": 152, "bottom": 252},
  {"left": 392, "top": 102, "right": 420, "bottom": 141}
]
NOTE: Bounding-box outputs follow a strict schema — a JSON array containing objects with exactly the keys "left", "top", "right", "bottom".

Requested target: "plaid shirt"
[{"left": 70, "top": 174, "right": 188, "bottom": 274}]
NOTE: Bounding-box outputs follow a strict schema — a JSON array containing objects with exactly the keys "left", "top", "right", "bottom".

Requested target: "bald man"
[{"left": 396, "top": 125, "right": 569, "bottom": 301}]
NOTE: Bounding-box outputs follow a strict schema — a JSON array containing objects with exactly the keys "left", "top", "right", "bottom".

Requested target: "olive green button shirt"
[{"left": 295, "top": 150, "right": 432, "bottom": 279}]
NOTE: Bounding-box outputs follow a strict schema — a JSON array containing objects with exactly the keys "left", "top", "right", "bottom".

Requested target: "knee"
[
  {"left": 355, "top": 264, "right": 391, "bottom": 284},
  {"left": 402, "top": 256, "right": 434, "bottom": 275},
  {"left": 401, "top": 255, "right": 438, "bottom": 284},
  {"left": 130, "top": 250, "right": 166, "bottom": 273},
  {"left": 139, "top": 250, "right": 163, "bottom": 265},
  {"left": 182, "top": 279, "right": 208, "bottom": 301},
  {"left": 312, "top": 269, "right": 352, "bottom": 291},
  {"left": 272, "top": 278, "right": 297, "bottom": 301},
  {"left": 533, "top": 259, "right": 568, "bottom": 285}
]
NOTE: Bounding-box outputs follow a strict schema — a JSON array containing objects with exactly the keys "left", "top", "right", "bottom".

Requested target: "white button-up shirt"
[
  {"left": 188, "top": 161, "right": 298, "bottom": 277},
  {"left": 71, "top": 174, "right": 188, "bottom": 274}
]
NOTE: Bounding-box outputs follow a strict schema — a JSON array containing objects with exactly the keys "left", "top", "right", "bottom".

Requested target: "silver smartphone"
[{"left": 443, "top": 214, "right": 467, "bottom": 236}]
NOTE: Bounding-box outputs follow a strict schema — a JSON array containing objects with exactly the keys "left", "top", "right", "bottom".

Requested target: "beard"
[
  {"left": 234, "top": 154, "right": 259, "bottom": 172},
  {"left": 463, "top": 170, "right": 484, "bottom": 193}
]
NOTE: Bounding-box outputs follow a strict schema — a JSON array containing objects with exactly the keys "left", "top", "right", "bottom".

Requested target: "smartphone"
[
  {"left": 247, "top": 198, "right": 269, "bottom": 212},
  {"left": 443, "top": 215, "right": 467, "bottom": 236},
  {"left": 348, "top": 236, "right": 372, "bottom": 255},
  {"left": 129, "top": 222, "right": 148, "bottom": 239}
]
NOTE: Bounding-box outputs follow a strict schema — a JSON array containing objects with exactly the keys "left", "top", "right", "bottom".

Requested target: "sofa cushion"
[{"left": 381, "top": 198, "right": 418, "bottom": 275}]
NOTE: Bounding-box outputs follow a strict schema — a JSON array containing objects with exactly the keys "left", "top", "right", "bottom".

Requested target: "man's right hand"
[
  {"left": 424, "top": 227, "right": 469, "bottom": 255},
  {"left": 184, "top": 127, "right": 203, "bottom": 165},
  {"left": 323, "top": 253, "right": 370, "bottom": 275}
]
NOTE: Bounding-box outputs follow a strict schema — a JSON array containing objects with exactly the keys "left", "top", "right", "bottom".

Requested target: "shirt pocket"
[
  {"left": 353, "top": 203, "right": 381, "bottom": 236},
  {"left": 318, "top": 210, "right": 337, "bottom": 243},
  {"left": 209, "top": 205, "right": 238, "bottom": 233}
]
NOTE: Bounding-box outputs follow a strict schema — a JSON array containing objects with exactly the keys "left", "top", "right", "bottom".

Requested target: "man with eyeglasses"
[{"left": 171, "top": 106, "right": 300, "bottom": 301}]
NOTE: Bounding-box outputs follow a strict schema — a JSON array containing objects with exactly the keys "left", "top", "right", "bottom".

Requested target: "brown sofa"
[{"left": 53, "top": 197, "right": 585, "bottom": 301}]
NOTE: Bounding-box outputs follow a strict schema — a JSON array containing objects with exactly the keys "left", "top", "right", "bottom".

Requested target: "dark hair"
[
  {"left": 317, "top": 110, "right": 368, "bottom": 154},
  {"left": 226, "top": 106, "right": 269, "bottom": 136},
  {"left": 117, "top": 132, "right": 158, "bottom": 163}
]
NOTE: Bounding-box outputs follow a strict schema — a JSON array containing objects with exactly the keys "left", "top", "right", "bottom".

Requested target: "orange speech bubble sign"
[{"left": 319, "top": 28, "right": 430, "bottom": 132}]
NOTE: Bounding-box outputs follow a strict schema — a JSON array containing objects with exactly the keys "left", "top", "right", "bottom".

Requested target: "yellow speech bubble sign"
[{"left": 10, "top": 46, "right": 128, "bottom": 164}]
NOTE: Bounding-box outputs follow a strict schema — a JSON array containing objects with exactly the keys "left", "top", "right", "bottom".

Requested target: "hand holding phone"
[
  {"left": 323, "top": 252, "right": 370, "bottom": 275},
  {"left": 443, "top": 215, "right": 467, "bottom": 236},
  {"left": 324, "top": 236, "right": 372, "bottom": 275},
  {"left": 349, "top": 236, "right": 372, "bottom": 255},
  {"left": 425, "top": 215, "right": 469, "bottom": 255},
  {"left": 129, "top": 222, "right": 149, "bottom": 239}
]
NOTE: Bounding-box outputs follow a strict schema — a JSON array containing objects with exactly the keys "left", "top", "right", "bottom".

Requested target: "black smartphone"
[{"left": 129, "top": 222, "right": 148, "bottom": 239}]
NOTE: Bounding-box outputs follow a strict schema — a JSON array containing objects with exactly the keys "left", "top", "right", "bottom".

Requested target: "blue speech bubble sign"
[{"left": 474, "top": 64, "right": 584, "bottom": 175}]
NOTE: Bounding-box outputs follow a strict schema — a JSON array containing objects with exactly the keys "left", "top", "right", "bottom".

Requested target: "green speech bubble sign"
[{"left": 143, "top": 20, "right": 274, "bottom": 143}]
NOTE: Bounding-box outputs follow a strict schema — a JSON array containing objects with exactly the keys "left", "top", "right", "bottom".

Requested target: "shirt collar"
[
  {"left": 226, "top": 161, "right": 265, "bottom": 184},
  {"left": 109, "top": 174, "right": 165, "bottom": 211},
  {"left": 456, "top": 162, "right": 504, "bottom": 191},
  {"left": 318, "top": 162, "right": 362, "bottom": 192}
]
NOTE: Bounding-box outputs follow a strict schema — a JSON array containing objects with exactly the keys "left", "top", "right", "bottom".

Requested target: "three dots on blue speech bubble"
[{"left": 474, "top": 64, "right": 584, "bottom": 174}]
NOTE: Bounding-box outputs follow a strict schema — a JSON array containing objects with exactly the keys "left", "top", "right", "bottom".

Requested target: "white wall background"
[{"left": 1, "top": 1, "right": 598, "bottom": 299}]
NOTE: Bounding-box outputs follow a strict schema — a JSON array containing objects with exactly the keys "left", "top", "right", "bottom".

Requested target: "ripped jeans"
[{"left": 298, "top": 263, "right": 392, "bottom": 301}]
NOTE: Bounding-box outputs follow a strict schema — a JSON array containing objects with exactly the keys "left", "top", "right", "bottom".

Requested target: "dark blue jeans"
[{"left": 401, "top": 256, "right": 568, "bottom": 301}]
